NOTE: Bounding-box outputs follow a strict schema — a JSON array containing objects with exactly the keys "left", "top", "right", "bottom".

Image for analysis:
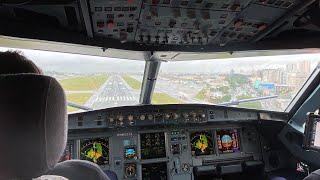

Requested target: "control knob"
[
  {"left": 182, "top": 164, "right": 190, "bottom": 172},
  {"left": 140, "top": 115, "right": 145, "bottom": 120},
  {"left": 165, "top": 113, "right": 170, "bottom": 119},
  {"left": 128, "top": 115, "right": 134, "bottom": 121},
  {"left": 147, "top": 114, "right": 153, "bottom": 120},
  {"left": 118, "top": 115, "right": 124, "bottom": 121},
  {"left": 201, "top": 113, "right": 206, "bottom": 118},
  {"left": 173, "top": 113, "right": 179, "bottom": 119},
  {"left": 109, "top": 117, "right": 115, "bottom": 122}
]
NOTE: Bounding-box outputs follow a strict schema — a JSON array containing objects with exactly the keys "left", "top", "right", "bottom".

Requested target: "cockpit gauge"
[
  {"left": 124, "top": 146, "right": 136, "bottom": 159},
  {"left": 80, "top": 138, "right": 109, "bottom": 165},
  {"left": 190, "top": 131, "right": 214, "bottom": 156},
  {"left": 124, "top": 163, "right": 137, "bottom": 178}
]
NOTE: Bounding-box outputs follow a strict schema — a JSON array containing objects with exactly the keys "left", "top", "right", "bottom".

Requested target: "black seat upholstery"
[
  {"left": 0, "top": 74, "right": 67, "bottom": 179},
  {"left": 49, "top": 160, "right": 111, "bottom": 180},
  {"left": 0, "top": 51, "right": 116, "bottom": 180}
]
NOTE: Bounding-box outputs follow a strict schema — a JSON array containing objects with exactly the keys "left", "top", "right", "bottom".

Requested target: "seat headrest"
[{"left": 0, "top": 74, "right": 67, "bottom": 179}]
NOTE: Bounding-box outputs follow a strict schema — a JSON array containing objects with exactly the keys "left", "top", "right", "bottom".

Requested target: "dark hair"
[{"left": 0, "top": 51, "right": 42, "bottom": 75}]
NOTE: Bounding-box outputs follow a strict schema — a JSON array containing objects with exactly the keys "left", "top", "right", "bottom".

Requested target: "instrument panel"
[{"left": 63, "top": 105, "right": 287, "bottom": 179}]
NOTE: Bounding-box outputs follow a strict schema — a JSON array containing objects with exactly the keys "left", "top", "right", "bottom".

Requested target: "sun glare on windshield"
[{"left": 1, "top": 47, "right": 319, "bottom": 113}]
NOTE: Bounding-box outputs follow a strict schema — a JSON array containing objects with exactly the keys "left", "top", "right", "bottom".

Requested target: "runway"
[{"left": 89, "top": 75, "right": 139, "bottom": 109}]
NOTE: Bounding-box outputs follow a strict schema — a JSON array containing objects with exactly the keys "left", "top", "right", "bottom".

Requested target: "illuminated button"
[
  {"left": 97, "top": 21, "right": 104, "bottom": 28},
  {"left": 257, "top": 23, "right": 268, "bottom": 31},
  {"left": 109, "top": 118, "right": 115, "bottom": 122},
  {"left": 140, "top": 115, "right": 145, "bottom": 120},
  {"left": 107, "top": 20, "right": 114, "bottom": 29},
  {"left": 201, "top": 114, "right": 206, "bottom": 118},
  {"left": 171, "top": 137, "right": 177, "bottom": 141}
]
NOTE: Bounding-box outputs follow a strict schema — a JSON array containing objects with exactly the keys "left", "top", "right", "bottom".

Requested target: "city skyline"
[{"left": 0, "top": 47, "right": 319, "bottom": 74}]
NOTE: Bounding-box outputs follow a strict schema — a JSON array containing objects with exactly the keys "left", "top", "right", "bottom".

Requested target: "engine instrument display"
[
  {"left": 140, "top": 132, "right": 166, "bottom": 159},
  {"left": 217, "top": 129, "right": 240, "bottom": 153},
  {"left": 124, "top": 146, "right": 136, "bottom": 159},
  {"left": 142, "top": 162, "right": 168, "bottom": 180},
  {"left": 80, "top": 138, "right": 109, "bottom": 165},
  {"left": 59, "top": 141, "right": 73, "bottom": 162},
  {"left": 190, "top": 131, "right": 214, "bottom": 156}
]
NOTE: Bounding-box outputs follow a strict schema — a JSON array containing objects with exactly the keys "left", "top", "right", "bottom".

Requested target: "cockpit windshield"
[
  {"left": 154, "top": 55, "right": 320, "bottom": 112},
  {"left": 1, "top": 47, "right": 319, "bottom": 113},
  {"left": 0, "top": 47, "right": 144, "bottom": 113}
]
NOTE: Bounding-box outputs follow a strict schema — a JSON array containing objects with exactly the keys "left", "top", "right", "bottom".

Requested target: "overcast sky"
[{"left": 1, "top": 47, "right": 319, "bottom": 74}]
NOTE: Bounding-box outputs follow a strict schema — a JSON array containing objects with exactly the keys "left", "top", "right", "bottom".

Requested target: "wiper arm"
[
  {"left": 217, "top": 95, "right": 278, "bottom": 106},
  {"left": 67, "top": 102, "right": 93, "bottom": 111}
]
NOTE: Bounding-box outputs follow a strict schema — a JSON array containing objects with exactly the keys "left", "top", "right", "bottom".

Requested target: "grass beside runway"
[
  {"left": 66, "top": 93, "right": 92, "bottom": 112},
  {"left": 238, "top": 101, "right": 262, "bottom": 110},
  {"left": 152, "top": 93, "right": 184, "bottom": 104},
  {"left": 59, "top": 75, "right": 109, "bottom": 91},
  {"left": 121, "top": 75, "right": 142, "bottom": 90},
  {"left": 195, "top": 88, "right": 206, "bottom": 100}
]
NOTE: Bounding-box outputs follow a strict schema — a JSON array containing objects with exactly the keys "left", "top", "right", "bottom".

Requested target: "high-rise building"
[
  {"left": 286, "top": 64, "right": 297, "bottom": 72},
  {"left": 297, "top": 61, "right": 310, "bottom": 74},
  {"left": 261, "top": 69, "right": 283, "bottom": 84}
]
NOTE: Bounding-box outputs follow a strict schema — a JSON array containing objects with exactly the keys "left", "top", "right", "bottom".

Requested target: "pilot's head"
[{"left": 0, "top": 50, "right": 42, "bottom": 74}]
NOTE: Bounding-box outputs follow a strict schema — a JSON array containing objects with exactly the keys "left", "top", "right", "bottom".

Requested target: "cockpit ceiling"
[{"left": 0, "top": 0, "right": 320, "bottom": 52}]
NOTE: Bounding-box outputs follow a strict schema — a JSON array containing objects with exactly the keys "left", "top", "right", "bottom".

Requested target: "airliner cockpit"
[{"left": 0, "top": 0, "right": 320, "bottom": 180}]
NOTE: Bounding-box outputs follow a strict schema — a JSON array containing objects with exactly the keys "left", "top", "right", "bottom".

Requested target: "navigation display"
[
  {"left": 125, "top": 146, "right": 136, "bottom": 159},
  {"left": 80, "top": 138, "right": 109, "bottom": 165},
  {"left": 140, "top": 132, "right": 166, "bottom": 159},
  {"left": 59, "top": 141, "right": 73, "bottom": 162},
  {"left": 217, "top": 129, "right": 240, "bottom": 153},
  {"left": 190, "top": 131, "right": 214, "bottom": 156}
]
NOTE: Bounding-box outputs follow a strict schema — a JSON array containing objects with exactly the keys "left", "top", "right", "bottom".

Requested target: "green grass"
[
  {"left": 195, "top": 89, "right": 207, "bottom": 100},
  {"left": 152, "top": 93, "right": 184, "bottom": 104},
  {"left": 122, "top": 75, "right": 142, "bottom": 90},
  {"left": 236, "top": 94, "right": 254, "bottom": 100},
  {"left": 59, "top": 75, "right": 109, "bottom": 91},
  {"left": 209, "top": 95, "right": 232, "bottom": 104},
  {"left": 238, "top": 101, "right": 262, "bottom": 110},
  {"left": 66, "top": 93, "right": 92, "bottom": 112}
]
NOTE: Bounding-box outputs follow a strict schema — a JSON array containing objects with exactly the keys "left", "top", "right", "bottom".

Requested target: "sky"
[{"left": 0, "top": 47, "right": 319, "bottom": 74}]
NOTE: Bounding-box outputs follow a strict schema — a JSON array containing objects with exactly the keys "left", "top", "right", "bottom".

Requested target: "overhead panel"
[
  {"left": 89, "top": 0, "right": 142, "bottom": 42},
  {"left": 88, "top": 0, "right": 303, "bottom": 46}
]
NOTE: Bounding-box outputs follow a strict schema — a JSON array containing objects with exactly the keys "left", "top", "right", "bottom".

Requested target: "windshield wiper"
[
  {"left": 67, "top": 102, "right": 93, "bottom": 111},
  {"left": 217, "top": 95, "right": 278, "bottom": 106}
]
